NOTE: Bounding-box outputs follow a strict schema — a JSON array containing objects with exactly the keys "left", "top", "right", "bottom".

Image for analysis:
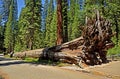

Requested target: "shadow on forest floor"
[{"left": 0, "top": 55, "right": 64, "bottom": 67}]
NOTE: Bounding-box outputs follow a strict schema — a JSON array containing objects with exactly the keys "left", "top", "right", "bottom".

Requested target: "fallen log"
[{"left": 14, "top": 10, "right": 114, "bottom": 67}]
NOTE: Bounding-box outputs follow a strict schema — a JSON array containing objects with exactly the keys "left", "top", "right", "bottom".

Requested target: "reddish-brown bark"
[{"left": 56, "top": 0, "right": 63, "bottom": 45}]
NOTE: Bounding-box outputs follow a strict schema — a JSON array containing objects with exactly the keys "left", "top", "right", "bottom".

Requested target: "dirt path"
[
  {"left": 0, "top": 54, "right": 120, "bottom": 79},
  {"left": 87, "top": 61, "right": 120, "bottom": 79}
]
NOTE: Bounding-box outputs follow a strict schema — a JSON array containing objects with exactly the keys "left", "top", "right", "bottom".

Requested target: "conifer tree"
[
  {"left": 4, "top": 0, "right": 18, "bottom": 53},
  {"left": 62, "top": 0, "right": 68, "bottom": 43},
  {"left": 68, "top": 0, "right": 75, "bottom": 41},
  {"left": 15, "top": 8, "right": 27, "bottom": 51},
  {"left": 16, "top": 0, "right": 42, "bottom": 51},
  {"left": 45, "top": 0, "right": 54, "bottom": 46},
  {"left": 68, "top": 0, "right": 82, "bottom": 40},
  {"left": 49, "top": 10, "right": 57, "bottom": 46},
  {"left": 71, "top": 0, "right": 82, "bottom": 39},
  {"left": 105, "top": 0, "right": 120, "bottom": 44}
]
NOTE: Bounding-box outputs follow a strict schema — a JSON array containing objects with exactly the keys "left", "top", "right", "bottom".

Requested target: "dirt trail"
[
  {"left": 0, "top": 54, "right": 120, "bottom": 79},
  {"left": 88, "top": 61, "right": 120, "bottom": 79}
]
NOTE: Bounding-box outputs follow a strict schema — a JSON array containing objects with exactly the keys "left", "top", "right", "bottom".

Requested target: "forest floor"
[{"left": 0, "top": 54, "right": 120, "bottom": 79}]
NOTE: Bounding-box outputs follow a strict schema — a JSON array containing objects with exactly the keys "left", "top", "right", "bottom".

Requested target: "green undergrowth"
[
  {"left": 107, "top": 45, "right": 120, "bottom": 55},
  {"left": 24, "top": 57, "right": 70, "bottom": 67},
  {"left": 107, "top": 36, "right": 120, "bottom": 56},
  {"left": 24, "top": 57, "right": 39, "bottom": 63}
]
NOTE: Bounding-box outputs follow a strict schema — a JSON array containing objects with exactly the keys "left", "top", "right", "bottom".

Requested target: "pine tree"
[
  {"left": 49, "top": 10, "right": 57, "bottom": 46},
  {"left": 15, "top": 0, "right": 42, "bottom": 51},
  {"left": 4, "top": 0, "right": 17, "bottom": 53},
  {"left": 62, "top": 0, "right": 68, "bottom": 43},
  {"left": 105, "top": 0, "right": 120, "bottom": 44},
  {"left": 15, "top": 8, "right": 27, "bottom": 51},
  {"left": 71, "top": 0, "right": 82, "bottom": 39},
  {"left": 45, "top": 0, "right": 54, "bottom": 46},
  {"left": 68, "top": 0, "right": 75, "bottom": 41},
  {"left": 68, "top": 0, "right": 82, "bottom": 40}
]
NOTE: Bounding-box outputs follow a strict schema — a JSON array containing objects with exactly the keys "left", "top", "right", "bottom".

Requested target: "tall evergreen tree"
[
  {"left": 68, "top": 0, "right": 82, "bottom": 40},
  {"left": 71, "top": 0, "right": 81, "bottom": 39},
  {"left": 68, "top": 0, "right": 75, "bottom": 41},
  {"left": 4, "top": 0, "right": 18, "bottom": 53},
  {"left": 15, "top": 8, "right": 27, "bottom": 51},
  {"left": 105, "top": 0, "right": 120, "bottom": 44},
  {"left": 49, "top": 10, "right": 57, "bottom": 46},
  {"left": 15, "top": 0, "right": 42, "bottom": 51},
  {"left": 62, "top": 0, "right": 68, "bottom": 43},
  {"left": 45, "top": 0, "right": 54, "bottom": 46}
]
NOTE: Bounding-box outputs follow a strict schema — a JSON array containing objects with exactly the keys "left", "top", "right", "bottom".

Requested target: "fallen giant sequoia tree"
[{"left": 14, "top": 11, "right": 115, "bottom": 66}]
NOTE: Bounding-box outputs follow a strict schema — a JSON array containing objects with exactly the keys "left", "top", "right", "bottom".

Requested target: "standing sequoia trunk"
[{"left": 56, "top": 0, "right": 63, "bottom": 45}]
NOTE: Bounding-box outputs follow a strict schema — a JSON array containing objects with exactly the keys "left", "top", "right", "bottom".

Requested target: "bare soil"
[
  {"left": 0, "top": 70, "right": 8, "bottom": 79},
  {"left": 0, "top": 54, "right": 120, "bottom": 79}
]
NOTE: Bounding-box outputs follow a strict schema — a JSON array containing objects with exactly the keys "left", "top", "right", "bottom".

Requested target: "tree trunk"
[{"left": 57, "top": 0, "right": 63, "bottom": 45}]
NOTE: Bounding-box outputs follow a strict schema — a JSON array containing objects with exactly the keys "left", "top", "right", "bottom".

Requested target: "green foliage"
[
  {"left": 68, "top": 0, "right": 83, "bottom": 40},
  {"left": 14, "top": 8, "right": 28, "bottom": 51},
  {"left": 108, "top": 37, "right": 120, "bottom": 55},
  {"left": 62, "top": 0, "right": 68, "bottom": 42},
  {"left": 4, "top": 0, "right": 17, "bottom": 52},
  {"left": 45, "top": 0, "right": 55, "bottom": 47},
  {"left": 4, "top": 20, "right": 13, "bottom": 52},
  {"left": 49, "top": 10, "right": 57, "bottom": 46},
  {"left": 24, "top": 57, "right": 38, "bottom": 63},
  {"left": 108, "top": 45, "right": 120, "bottom": 55},
  {"left": 71, "top": 4, "right": 82, "bottom": 39},
  {"left": 15, "top": 0, "right": 42, "bottom": 51}
]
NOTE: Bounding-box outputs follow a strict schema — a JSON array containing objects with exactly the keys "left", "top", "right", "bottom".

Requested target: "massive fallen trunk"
[
  {"left": 14, "top": 10, "right": 114, "bottom": 67},
  {"left": 41, "top": 37, "right": 84, "bottom": 65},
  {"left": 40, "top": 10, "right": 114, "bottom": 66}
]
